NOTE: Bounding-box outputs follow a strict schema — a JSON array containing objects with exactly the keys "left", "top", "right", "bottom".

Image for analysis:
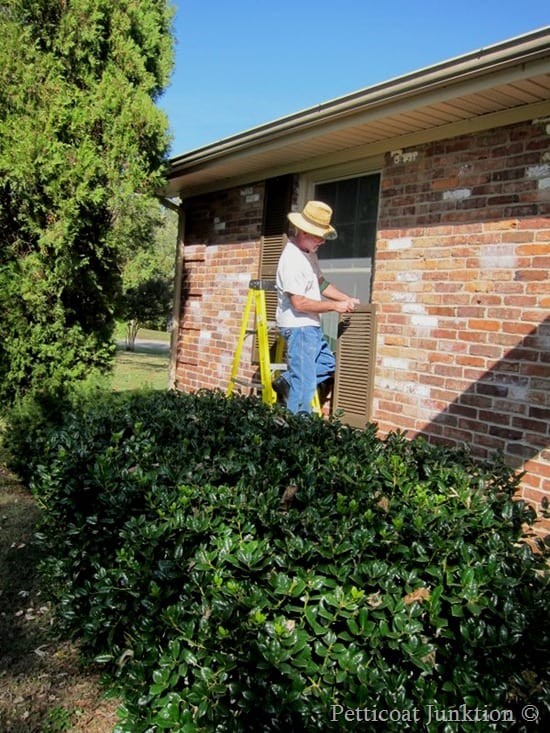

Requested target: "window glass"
[
  {"left": 316, "top": 174, "right": 380, "bottom": 262},
  {"left": 315, "top": 172, "right": 380, "bottom": 305}
]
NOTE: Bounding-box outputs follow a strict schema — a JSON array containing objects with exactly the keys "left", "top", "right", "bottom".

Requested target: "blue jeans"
[{"left": 280, "top": 326, "right": 336, "bottom": 413}]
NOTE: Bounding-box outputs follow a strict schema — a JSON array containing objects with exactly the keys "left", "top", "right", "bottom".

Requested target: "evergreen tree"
[{"left": 0, "top": 0, "right": 174, "bottom": 403}]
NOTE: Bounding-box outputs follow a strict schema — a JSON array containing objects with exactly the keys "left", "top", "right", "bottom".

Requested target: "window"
[
  {"left": 315, "top": 174, "right": 380, "bottom": 262},
  {"left": 314, "top": 173, "right": 380, "bottom": 304}
]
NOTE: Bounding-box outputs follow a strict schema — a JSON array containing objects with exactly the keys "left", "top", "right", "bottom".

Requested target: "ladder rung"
[
  {"left": 245, "top": 323, "right": 278, "bottom": 334},
  {"left": 232, "top": 377, "right": 262, "bottom": 389},
  {"left": 249, "top": 279, "right": 276, "bottom": 291}
]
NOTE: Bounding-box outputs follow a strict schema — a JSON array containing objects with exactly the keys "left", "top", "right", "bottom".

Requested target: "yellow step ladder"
[{"left": 227, "top": 279, "right": 321, "bottom": 413}]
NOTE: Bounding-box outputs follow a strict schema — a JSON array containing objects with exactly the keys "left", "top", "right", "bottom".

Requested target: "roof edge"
[{"left": 168, "top": 26, "right": 550, "bottom": 177}]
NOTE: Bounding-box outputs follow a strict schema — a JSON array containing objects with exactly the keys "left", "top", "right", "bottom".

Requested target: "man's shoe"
[
  {"left": 317, "top": 377, "right": 334, "bottom": 406},
  {"left": 272, "top": 375, "right": 290, "bottom": 404}
]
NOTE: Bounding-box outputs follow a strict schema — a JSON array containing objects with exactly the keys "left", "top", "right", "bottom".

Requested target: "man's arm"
[
  {"left": 289, "top": 290, "right": 359, "bottom": 315},
  {"left": 321, "top": 281, "right": 360, "bottom": 305}
]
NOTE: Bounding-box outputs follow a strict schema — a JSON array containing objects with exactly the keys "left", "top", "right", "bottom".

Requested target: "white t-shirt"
[{"left": 276, "top": 240, "right": 323, "bottom": 328}]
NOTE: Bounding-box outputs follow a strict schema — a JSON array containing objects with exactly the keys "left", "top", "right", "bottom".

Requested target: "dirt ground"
[{"left": 0, "top": 463, "right": 120, "bottom": 733}]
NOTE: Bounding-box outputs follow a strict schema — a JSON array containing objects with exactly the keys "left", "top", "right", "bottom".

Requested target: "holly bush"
[{"left": 4, "top": 389, "right": 549, "bottom": 732}]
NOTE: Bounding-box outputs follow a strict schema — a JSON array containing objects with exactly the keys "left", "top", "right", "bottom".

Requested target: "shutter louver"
[{"left": 333, "top": 305, "right": 377, "bottom": 428}]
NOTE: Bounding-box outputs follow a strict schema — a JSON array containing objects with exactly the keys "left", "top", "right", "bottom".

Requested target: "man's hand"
[{"left": 333, "top": 298, "right": 360, "bottom": 314}]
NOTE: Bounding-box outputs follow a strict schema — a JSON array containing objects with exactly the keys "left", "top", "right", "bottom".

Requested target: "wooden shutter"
[
  {"left": 333, "top": 305, "right": 377, "bottom": 428},
  {"left": 259, "top": 232, "right": 287, "bottom": 321},
  {"left": 251, "top": 235, "right": 287, "bottom": 363},
  {"left": 262, "top": 175, "right": 293, "bottom": 236},
  {"left": 259, "top": 173, "right": 293, "bottom": 317},
  {"left": 259, "top": 234, "right": 287, "bottom": 278},
  {"left": 252, "top": 174, "right": 292, "bottom": 365}
]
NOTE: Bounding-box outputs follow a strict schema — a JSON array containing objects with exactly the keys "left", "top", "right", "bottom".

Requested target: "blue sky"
[{"left": 159, "top": 0, "right": 549, "bottom": 156}]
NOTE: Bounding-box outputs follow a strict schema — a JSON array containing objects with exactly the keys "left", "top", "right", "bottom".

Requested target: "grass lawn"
[
  {"left": 110, "top": 327, "right": 171, "bottom": 392},
  {"left": 111, "top": 348, "right": 170, "bottom": 391}
]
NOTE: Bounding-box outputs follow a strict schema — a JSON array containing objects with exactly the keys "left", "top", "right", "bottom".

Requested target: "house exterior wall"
[
  {"left": 374, "top": 119, "right": 549, "bottom": 524},
  {"left": 173, "top": 183, "right": 265, "bottom": 393},
  {"left": 174, "top": 119, "right": 549, "bottom": 528}
]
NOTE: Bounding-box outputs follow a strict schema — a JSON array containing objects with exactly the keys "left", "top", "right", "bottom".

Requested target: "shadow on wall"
[{"left": 419, "top": 315, "right": 549, "bottom": 514}]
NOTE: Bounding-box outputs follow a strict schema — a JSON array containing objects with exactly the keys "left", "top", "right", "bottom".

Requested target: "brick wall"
[
  {"left": 174, "top": 182, "right": 265, "bottom": 393},
  {"left": 373, "top": 119, "right": 550, "bottom": 528},
  {"left": 174, "top": 241, "right": 261, "bottom": 393},
  {"left": 184, "top": 183, "right": 264, "bottom": 245}
]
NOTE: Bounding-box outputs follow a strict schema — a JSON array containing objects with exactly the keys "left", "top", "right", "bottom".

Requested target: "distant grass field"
[{"left": 111, "top": 327, "right": 171, "bottom": 392}]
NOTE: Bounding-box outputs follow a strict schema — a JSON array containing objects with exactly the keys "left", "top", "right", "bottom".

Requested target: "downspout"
[{"left": 168, "top": 204, "right": 185, "bottom": 390}]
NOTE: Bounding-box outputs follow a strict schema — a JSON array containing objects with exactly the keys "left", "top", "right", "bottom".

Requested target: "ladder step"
[
  {"left": 232, "top": 364, "right": 285, "bottom": 388},
  {"left": 243, "top": 323, "right": 279, "bottom": 336},
  {"left": 232, "top": 377, "right": 262, "bottom": 389},
  {"left": 249, "top": 278, "right": 276, "bottom": 290}
]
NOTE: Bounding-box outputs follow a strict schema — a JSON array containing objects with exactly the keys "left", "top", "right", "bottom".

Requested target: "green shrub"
[{"left": 5, "top": 390, "right": 549, "bottom": 732}]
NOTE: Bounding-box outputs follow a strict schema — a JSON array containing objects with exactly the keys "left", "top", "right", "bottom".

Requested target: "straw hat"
[{"left": 287, "top": 200, "right": 337, "bottom": 240}]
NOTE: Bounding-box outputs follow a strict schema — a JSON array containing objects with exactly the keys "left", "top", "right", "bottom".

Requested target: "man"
[{"left": 274, "top": 200, "right": 360, "bottom": 413}]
